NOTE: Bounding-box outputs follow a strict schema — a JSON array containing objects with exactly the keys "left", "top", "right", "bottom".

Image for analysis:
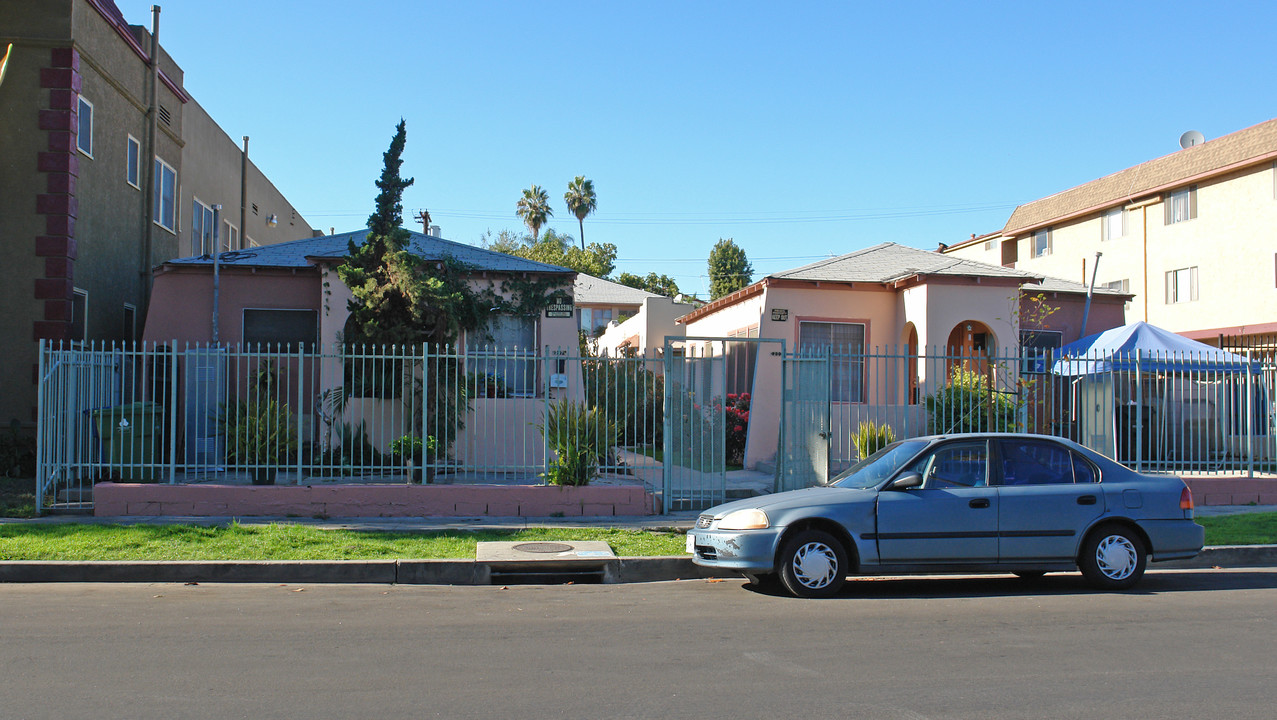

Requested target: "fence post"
[
  {"left": 1246, "top": 359, "right": 1255, "bottom": 479},
  {"left": 1134, "top": 351, "right": 1142, "bottom": 473},
  {"left": 169, "top": 343, "right": 180, "bottom": 483},
  {"left": 36, "top": 339, "right": 46, "bottom": 513},
  {"left": 296, "top": 343, "right": 304, "bottom": 481}
]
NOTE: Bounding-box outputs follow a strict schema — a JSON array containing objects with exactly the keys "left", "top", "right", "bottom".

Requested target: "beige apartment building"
[
  {"left": 942, "top": 118, "right": 1277, "bottom": 349},
  {"left": 0, "top": 0, "right": 315, "bottom": 426}
]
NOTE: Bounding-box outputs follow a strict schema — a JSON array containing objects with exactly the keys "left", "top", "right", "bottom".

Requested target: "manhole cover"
[{"left": 513, "top": 542, "right": 575, "bottom": 554}]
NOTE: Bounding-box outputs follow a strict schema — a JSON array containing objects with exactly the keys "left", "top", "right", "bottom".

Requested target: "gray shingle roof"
[
  {"left": 770, "top": 242, "right": 1040, "bottom": 284},
  {"left": 573, "top": 273, "right": 662, "bottom": 305},
  {"left": 1030, "top": 274, "right": 1130, "bottom": 297},
  {"left": 163, "top": 229, "right": 575, "bottom": 275}
]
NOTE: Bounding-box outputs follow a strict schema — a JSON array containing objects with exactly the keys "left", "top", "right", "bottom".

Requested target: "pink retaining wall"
[
  {"left": 1183, "top": 477, "right": 1277, "bottom": 507},
  {"left": 94, "top": 483, "right": 657, "bottom": 518}
]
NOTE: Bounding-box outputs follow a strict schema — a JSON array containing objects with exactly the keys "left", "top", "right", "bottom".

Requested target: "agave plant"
[{"left": 536, "top": 399, "right": 618, "bottom": 486}]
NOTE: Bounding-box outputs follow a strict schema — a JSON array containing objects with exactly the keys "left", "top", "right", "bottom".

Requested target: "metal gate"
[
  {"left": 778, "top": 353, "right": 830, "bottom": 492},
  {"left": 662, "top": 337, "right": 727, "bottom": 512}
]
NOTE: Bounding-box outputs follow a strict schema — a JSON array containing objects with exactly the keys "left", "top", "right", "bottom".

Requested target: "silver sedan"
[{"left": 687, "top": 433, "right": 1204, "bottom": 598}]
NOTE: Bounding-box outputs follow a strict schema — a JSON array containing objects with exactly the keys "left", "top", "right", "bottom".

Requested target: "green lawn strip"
[
  {"left": 1196, "top": 512, "right": 1277, "bottom": 546},
  {"left": 0, "top": 524, "right": 688, "bottom": 561}
]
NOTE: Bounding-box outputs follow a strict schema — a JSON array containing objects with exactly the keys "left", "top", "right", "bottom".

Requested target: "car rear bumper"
[{"left": 1142, "top": 518, "right": 1206, "bottom": 561}]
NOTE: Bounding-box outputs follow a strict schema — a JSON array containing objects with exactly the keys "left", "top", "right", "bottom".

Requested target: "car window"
[
  {"left": 906, "top": 441, "right": 988, "bottom": 489},
  {"left": 831, "top": 439, "right": 929, "bottom": 489},
  {"left": 997, "top": 439, "right": 1075, "bottom": 485},
  {"left": 1072, "top": 452, "right": 1098, "bottom": 484}
]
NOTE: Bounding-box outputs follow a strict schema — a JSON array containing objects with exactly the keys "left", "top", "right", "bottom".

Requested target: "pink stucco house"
[{"left": 676, "top": 242, "right": 1130, "bottom": 469}]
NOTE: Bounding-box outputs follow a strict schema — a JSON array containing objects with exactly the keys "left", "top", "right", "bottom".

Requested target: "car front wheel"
[
  {"left": 778, "top": 529, "right": 848, "bottom": 599},
  {"left": 1080, "top": 524, "right": 1147, "bottom": 590}
]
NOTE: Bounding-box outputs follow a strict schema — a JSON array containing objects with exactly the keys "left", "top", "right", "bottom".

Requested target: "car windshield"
[{"left": 830, "top": 439, "right": 929, "bottom": 489}]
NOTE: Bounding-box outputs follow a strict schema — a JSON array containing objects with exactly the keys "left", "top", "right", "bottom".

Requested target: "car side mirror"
[{"left": 889, "top": 472, "right": 923, "bottom": 491}]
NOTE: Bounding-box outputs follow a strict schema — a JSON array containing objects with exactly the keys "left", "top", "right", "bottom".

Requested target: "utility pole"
[{"left": 414, "top": 209, "right": 431, "bottom": 234}]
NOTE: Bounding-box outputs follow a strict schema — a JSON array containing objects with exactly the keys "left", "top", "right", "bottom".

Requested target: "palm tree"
[
  {"left": 516, "top": 185, "right": 553, "bottom": 242},
  {"left": 563, "top": 176, "right": 597, "bottom": 249}
]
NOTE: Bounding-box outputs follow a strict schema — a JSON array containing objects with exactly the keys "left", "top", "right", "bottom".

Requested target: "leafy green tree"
[
  {"left": 482, "top": 228, "right": 617, "bottom": 277},
  {"left": 707, "top": 238, "right": 753, "bottom": 300},
  {"left": 564, "top": 176, "right": 597, "bottom": 249},
  {"left": 516, "top": 184, "right": 553, "bottom": 242},
  {"left": 617, "top": 271, "right": 680, "bottom": 298}
]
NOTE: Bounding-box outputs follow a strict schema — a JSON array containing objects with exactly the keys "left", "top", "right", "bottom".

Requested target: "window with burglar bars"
[{"left": 799, "top": 320, "right": 865, "bottom": 402}]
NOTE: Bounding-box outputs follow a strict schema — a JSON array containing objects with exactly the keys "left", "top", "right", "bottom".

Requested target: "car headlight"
[{"left": 717, "top": 508, "right": 769, "bottom": 530}]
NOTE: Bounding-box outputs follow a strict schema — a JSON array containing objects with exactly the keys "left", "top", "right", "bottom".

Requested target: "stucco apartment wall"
[
  {"left": 951, "top": 161, "right": 1277, "bottom": 340},
  {"left": 0, "top": 1, "right": 313, "bottom": 426},
  {"left": 180, "top": 99, "right": 316, "bottom": 256}
]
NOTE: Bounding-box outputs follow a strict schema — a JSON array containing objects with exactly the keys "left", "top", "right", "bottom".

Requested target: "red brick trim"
[{"left": 32, "top": 47, "right": 81, "bottom": 345}]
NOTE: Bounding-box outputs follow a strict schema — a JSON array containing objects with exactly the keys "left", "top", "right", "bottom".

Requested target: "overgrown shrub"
[
  {"left": 926, "top": 365, "right": 1018, "bottom": 434},
  {"left": 583, "top": 359, "right": 664, "bottom": 447},
  {"left": 218, "top": 398, "right": 298, "bottom": 483},
  {"left": 538, "top": 400, "right": 619, "bottom": 486},
  {"left": 852, "top": 420, "right": 896, "bottom": 460}
]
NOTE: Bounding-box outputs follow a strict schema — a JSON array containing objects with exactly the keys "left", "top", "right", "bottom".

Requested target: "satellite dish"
[
  {"left": 674, "top": 294, "right": 684, "bottom": 303},
  {"left": 1179, "top": 130, "right": 1205, "bottom": 149}
]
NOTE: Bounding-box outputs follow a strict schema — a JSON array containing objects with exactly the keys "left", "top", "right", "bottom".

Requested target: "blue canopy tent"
[
  {"left": 1049, "top": 321, "right": 1269, "bottom": 468},
  {"left": 1052, "top": 321, "right": 1261, "bottom": 375}
]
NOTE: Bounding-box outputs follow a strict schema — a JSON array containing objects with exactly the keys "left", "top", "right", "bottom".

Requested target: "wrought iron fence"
[
  {"left": 36, "top": 339, "right": 1277, "bottom": 513},
  {"left": 36, "top": 341, "right": 667, "bottom": 512},
  {"left": 817, "top": 345, "right": 1275, "bottom": 478}
]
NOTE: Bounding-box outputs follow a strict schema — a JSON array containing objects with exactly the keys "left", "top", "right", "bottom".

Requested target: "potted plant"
[
  {"left": 218, "top": 397, "right": 297, "bottom": 485},
  {"left": 389, "top": 434, "right": 437, "bottom": 484}
]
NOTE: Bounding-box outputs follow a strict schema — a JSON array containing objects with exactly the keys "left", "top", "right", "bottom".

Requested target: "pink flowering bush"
[{"left": 724, "top": 392, "right": 750, "bottom": 465}]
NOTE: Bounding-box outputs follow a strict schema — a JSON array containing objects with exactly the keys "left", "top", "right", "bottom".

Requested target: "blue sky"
[{"left": 115, "top": 1, "right": 1276, "bottom": 295}]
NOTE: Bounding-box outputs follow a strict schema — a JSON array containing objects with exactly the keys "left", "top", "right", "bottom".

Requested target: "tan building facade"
[
  {"left": 0, "top": 0, "right": 315, "bottom": 426},
  {"left": 942, "top": 118, "right": 1277, "bottom": 346}
]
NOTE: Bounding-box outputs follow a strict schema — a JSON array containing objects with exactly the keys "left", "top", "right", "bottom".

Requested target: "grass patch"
[
  {"left": 0, "top": 523, "right": 688, "bottom": 561},
  {"left": 0, "top": 477, "right": 36, "bottom": 519},
  {"left": 1196, "top": 512, "right": 1277, "bottom": 546}
]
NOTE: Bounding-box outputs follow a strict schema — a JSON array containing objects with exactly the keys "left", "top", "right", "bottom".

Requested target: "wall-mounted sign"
[
  {"left": 771, "top": 308, "right": 789, "bottom": 321},
  {"left": 545, "top": 296, "right": 574, "bottom": 318}
]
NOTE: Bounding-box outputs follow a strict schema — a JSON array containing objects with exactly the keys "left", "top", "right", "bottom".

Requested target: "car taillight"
[{"left": 1180, "top": 485, "right": 1194, "bottom": 511}]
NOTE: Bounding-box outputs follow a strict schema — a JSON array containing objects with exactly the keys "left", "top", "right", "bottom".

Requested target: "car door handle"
[
  {"left": 969, "top": 498, "right": 990, "bottom": 509},
  {"left": 1077, "top": 495, "right": 1097, "bottom": 505}
]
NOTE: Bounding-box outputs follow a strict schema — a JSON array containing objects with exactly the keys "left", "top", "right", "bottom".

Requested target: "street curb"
[{"left": 0, "top": 547, "right": 1269, "bottom": 585}]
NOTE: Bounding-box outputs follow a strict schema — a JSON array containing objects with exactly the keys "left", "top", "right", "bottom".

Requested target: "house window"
[
  {"left": 123, "top": 303, "right": 136, "bottom": 342},
  {"left": 153, "top": 157, "right": 177, "bottom": 232},
  {"left": 76, "top": 96, "right": 93, "bottom": 157},
  {"left": 799, "top": 320, "right": 866, "bottom": 402},
  {"left": 578, "top": 307, "right": 612, "bottom": 336},
  {"left": 1165, "top": 266, "right": 1198, "bottom": 304},
  {"left": 224, "top": 221, "right": 239, "bottom": 251},
  {"left": 126, "top": 135, "right": 140, "bottom": 188},
  {"left": 983, "top": 239, "right": 994, "bottom": 251},
  {"left": 1032, "top": 228, "right": 1051, "bottom": 257},
  {"left": 1165, "top": 186, "right": 1197, "bottom": 224},
  {"left": 192, "top": 199, "right": 216, "bottom": 255},
  {"left": 467, "top": 315, "right": 538, "bottom": 397},
  {"left": 242, "top": 309, "right": 318, "bottom": 350},
  {"left": 1102, "top": 208, "right": 1126, "bottom": 240},
  {"left": 1001, "top": 237, "right": 1018, "bottom": 267},
  {"left": 726, "top": 327, "right": 760, "bottom": 396},
  {"left": 1020, "top": 329, "right": 1062, "bottom": 374},
  {"left": 1104, "top": 279, "right": 1130, "bottom": 293},
  {"left": 71, "top": 288, "right": 88, "bottom": 341}
]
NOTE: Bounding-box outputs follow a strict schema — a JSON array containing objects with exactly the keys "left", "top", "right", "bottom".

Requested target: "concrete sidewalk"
[{"left": 1, "top": 505, "right": 1275, "bottom": 585}]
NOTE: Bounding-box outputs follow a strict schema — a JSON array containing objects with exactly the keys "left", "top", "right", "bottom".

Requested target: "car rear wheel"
[
  {"left": 1080, "top": 524, "right": 1147, "bottom": 590},
  {"left": 778, "top": 529, "right": 848, "bottom": 599}
]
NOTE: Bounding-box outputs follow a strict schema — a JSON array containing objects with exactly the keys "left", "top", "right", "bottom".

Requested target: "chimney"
[{"left": 429, "top": 224, "right": 442, "bottom": 237}]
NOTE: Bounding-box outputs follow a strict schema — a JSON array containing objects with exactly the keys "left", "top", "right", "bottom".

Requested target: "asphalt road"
[{"left": 3, "top": 569, "right": 1277, "bottom": 719}]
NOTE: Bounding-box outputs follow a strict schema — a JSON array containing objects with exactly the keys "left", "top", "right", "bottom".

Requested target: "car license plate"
[{"left": 686, "top": 532, "right": 696, "bottom": 554}]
